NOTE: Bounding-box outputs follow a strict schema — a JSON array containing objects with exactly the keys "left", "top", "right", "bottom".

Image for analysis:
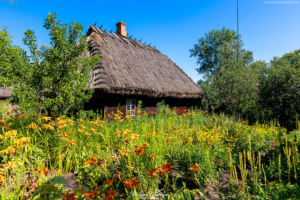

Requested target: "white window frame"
[{"left": 126, "top": 99, "right": 136, "bottom": 116}]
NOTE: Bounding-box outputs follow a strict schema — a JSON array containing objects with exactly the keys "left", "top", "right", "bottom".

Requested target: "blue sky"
[{"left": 1, "top": 0, "right": 300, "bottom": 83}]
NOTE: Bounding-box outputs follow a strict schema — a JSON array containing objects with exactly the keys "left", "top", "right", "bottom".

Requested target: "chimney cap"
[{"left": 116, "top": 22, "right": 127, "bottom": 26}]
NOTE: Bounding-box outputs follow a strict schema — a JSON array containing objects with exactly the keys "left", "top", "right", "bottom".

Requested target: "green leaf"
[
  {"left": 52, "top": 193, "right": 63, "bottom": 199},
  {"left": 50, "top": 176, "right": 69, "bottom": 185}
]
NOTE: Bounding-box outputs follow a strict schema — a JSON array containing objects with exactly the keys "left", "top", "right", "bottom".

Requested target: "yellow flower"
[
  {"left": 85, "top": 132, "right": 92, "bottom": 136},
  {"left": 42, "top": 116, "right": 51, "bottom": 122},
  {"left": 59, "top": 154, "right": 65, "bottom": 159},
  {"left": 2, "top": 161, "right": 17, "bottom": 169},
  {"left": 4, "top": 130, "right": 17, "bottom": 138},
  {"left": 28, "top": 123, "right": 37, "bottom": 129},
  {"left": 14, "top": 137, "right": 30, "bottom": 147},
  {"left": 1, "top": 145, "right": 15, "bottom": 154},
  {"left": 129, "top": 134, "right": 139, "bottom": 140}
]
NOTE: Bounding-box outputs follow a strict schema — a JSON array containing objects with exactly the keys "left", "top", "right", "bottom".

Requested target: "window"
[{"left": 126, "top": 99, "right": 136, "bottom": 116}]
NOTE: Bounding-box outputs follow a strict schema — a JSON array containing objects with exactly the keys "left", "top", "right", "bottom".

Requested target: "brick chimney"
[{"left": 116, "top": 22, "right": 127, "bottom": 37}]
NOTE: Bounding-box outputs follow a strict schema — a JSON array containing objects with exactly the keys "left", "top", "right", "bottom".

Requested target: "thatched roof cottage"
[
  {"left": 0, "top": 87, "right": 11, "bottom": 101},
  {"left": 85, "top": 22, "right": 204, "bottom": 117}
]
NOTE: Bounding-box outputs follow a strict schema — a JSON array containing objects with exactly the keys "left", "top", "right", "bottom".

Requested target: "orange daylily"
[
  {"left": 149, "top": 155, "right": 157, "bottom": 159},
  {"left": 42, "top": 116, "right": 51, "bottom": 122},
  {"left": 188, "top": 163, "right": 201, "bottom": 173},
  {"left": 28, "top": 123, "right": 37, "bottom": 129},
  {"left": 14, "top": 137, "right": 30, "bottom": 147},
  {"left": 35, "top": 165, "right": 52, "bottom": 176},
  {"left": 1, "top": 145, "right": 15, "bottom": 154},
  {"left": 146, "top": 168, "right": 158, "bottom": 177},
  {"left": 103, "top": 178, "right": 117, "bottom": 187},
  {"left": 104, "top": 189, "right": 118, "bottom": 200},
  {"left": 4, "top": 130, "right": 17, "bottom": 138},
  {"left": 157, "top": 163, "right": 174, "bottom": 177},
  {"left": 84, "top": 157, "right": 97, "bottom": 166},
  {"left": 123, "top": 177, "right": 140, "bottom": 190},
  {"left": 63, "top": 192, "right": 77, "bottom": 200},
  {"left": 129, "top": 134, "right": 139, "bottom": 140},
  {"left": 119, "top": 150, "right": 129, "bottom": 157},
  {"left": 2, "top": 161, "right": 17, "bottom": 169},
  {"left": 83, "top": 188, "right": 100, "bottom": 200},
  {"left": 134, "top": 148, "right": 144, "bottom": 156},
  {"left": 137, "top": 143, "right": 149, "bottom": 150}
]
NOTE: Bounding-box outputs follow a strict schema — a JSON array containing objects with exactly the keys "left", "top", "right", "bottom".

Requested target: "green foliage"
[
  {"left": 189, "top": 27, "right": 239, "bottom": 75},
  {"left": 199, "top": 39, "right": 266, "bottom": 115},
  {"left": 0, "top": 0, "right": 17, "bottom": 4},
  {"left": 0, "top": 13, "right": 101, "bottom": 117},
  {"left": 197, "top": 80, "right": 220, "bottom": 112},
  {"left": 32, "top": 176, "right": 69, "bottom": 200},
  {"left": 259, "top": 56, "right": 300, "bottom": 126}
]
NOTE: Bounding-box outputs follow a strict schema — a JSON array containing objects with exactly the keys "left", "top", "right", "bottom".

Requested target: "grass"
[{"left": 0, "top": 101, "right": 299, "bottom": 199}]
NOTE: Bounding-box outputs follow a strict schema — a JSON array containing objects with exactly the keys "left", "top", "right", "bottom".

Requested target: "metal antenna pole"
[{"left": 237, "top": 0, "right": 239, "bottom": 66}]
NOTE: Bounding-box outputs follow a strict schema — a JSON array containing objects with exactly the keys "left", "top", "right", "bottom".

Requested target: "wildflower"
[
  {"left": 103, "top": 178, "right": 117, "bottom": 187},
  {"left": 157, "top": 163, "right": 174, "bottom": 177},
  {"left": 63, "top": 192, "right": 77, "bottom": 200},
  {"left": 149, "top": 155, "right": 157, "bottom": 159},
  {"left": 215, "top": 159, "right": 221, "bottom": 164},
  {"left": 189, "top": 163, "right": 201, "bottom": 173},
  {"left": 123, "top": 177, "right": 140, "bottom": 190},
  {"left": 129, "top": 134, "right": 139, "bottom": 140},
  {"left": 14, "top": 137, "right": 30, "bottom": 147},
  {"left": 42, "top": 116, "right": 51, "bottom": 122},
  {"left": 2, "top": 125, "right": 8, "bottom": 129},
  {"left": 146, "top": 168, "right": 158, "bottom": 177},
  {"left": 2, "top": 161, "right": 17, "bottom": 169},
  {"left": 104, "top": 189, "right": 118, "bottom": 200},
  {"left": 35, "top": 165, "right": 52, "bottom": 176},
  {"left": 59, "top": 154, "right": 65, "bottom": 159},
  {"left": 58, "top": 132, "right": 71, "bottom": 137},
  {"left": 122, "top": 129, "right": 130, "bottom": 136},
  {"left": 1, "top": 145, "right": 15, "bottom": 154},
  {"left": 85, "top": 132, "right": 92, "bottom": 136},
  {"left": 119, "top": 150, "right": 129, "bottom": 157},
  {"left": 136, "top": 143, "right": 149, "bottom": 150},
  {"left": 113, "top": 131, "right": 120, "bottom": 137},
  {"left": 0, "top": 174, "right": 6, "bottom": 185},
  {"left": 28, "top": 123, "right": 37, "bottom": 129},
  {"left": 84, "top": 157, "right": 97, "bottom": 166},
  {"left": 134, "top": 148, "right": 144, "bottom": 156},
  {"left": 83, "top": 188, "right": 100, "bottom": 200},
  {"left": 4, "top": 130, "right": 17, "bottom": 138},
  {"left": 96, "top": 159, "right": 105, "bottom": 167}
]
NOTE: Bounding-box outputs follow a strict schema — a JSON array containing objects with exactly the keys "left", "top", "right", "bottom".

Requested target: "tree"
[
  {"left": 199, "top": 39, "right": 266, "bottom": 114},
  {"left": 1, "top": 0, "right": 17, "bottom": 4},
  {"left": 259, "top": 56, "right": 300, "bottom": 126},
  {"left": 281, "top": 49, "right": 300, "bottom": 68},
  {"left": 189, "top": 27, "right": 239, "bottom": 76},
  {"left": 0, "top": 13, "right": 101, "bottom": 117},
  {"left": 0, "top": 26, "right": 27, "bottom": 88}
]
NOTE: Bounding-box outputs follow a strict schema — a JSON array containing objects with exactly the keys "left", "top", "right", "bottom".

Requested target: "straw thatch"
[
  {"left": 0, "top": 87, "right": 11, "bottom": 99},
  {"left": 86, "top": 25, "right": 204, "bottom": 99}
]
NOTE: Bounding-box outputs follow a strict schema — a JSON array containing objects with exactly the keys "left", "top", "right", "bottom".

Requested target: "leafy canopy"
[
  {"left": 189, "top": 27, "right": 239, "bottom": 76},
  {"left": 259, "top": 55, "right": 300, "bottom": 126},
  {"left": 0, "top": 12, "right": 101, "bottom": 117},
  {"left": 199, "top": 39, "right": 266, "bottom": 114}
]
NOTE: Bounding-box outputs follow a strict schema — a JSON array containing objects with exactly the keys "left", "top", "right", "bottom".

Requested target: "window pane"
[
  {"left": 127, "top": 111, "right": 130, "bottom": 115},
  {"left": 130, "top": 111, "right": 135, "bottom": 116},
  {"left": 131, "top": 105, "right": 135, "bottom": 110},
  {"left": 126, "top": 105, "right": 130, "bottom": 111}
]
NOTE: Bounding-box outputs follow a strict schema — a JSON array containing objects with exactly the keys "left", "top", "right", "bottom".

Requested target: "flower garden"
[{"left": 0, "top": 101, "right": 299, "bottom": 199}]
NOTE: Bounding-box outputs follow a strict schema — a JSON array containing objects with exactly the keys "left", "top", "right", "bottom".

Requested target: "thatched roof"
[
  {"left": 86, "top": 25, "right": 204, "bottom": 99},
  {"left": 0, "top": 87, "right": 11, "bottom": 99}
]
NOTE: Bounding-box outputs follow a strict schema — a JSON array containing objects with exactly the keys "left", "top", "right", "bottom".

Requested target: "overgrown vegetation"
[
  {"left": 0, "top": 101, "right": 299, "bottom": 199},
  {"left": 192, "top": 27, "right": 300, "bottom": 130}
]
